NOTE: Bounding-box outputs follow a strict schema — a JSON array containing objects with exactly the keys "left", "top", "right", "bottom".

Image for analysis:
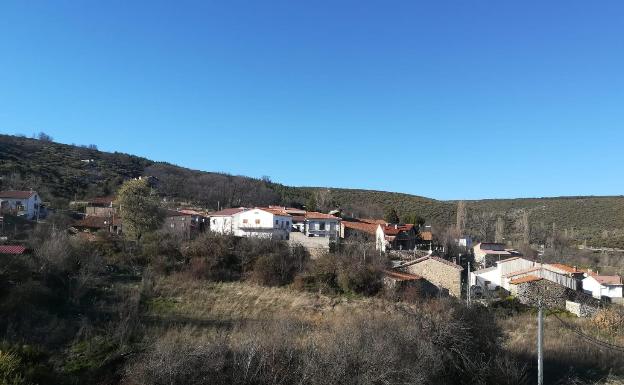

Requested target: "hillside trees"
[
  {"left": 384, "top": 207, "right": 400, "bottom": 224},
  {"left": 117, "top": 179, "right": 163, "bottom": 241}
]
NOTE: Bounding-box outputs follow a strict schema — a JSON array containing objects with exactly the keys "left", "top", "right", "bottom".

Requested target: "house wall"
[
  {"left": 86, "top": 206, "right": 115, "bottom": 217},
  {"left": 0, "top": 194, "right": 40, "bottom": 220},
  {"left": 471, "top": 266, "right": 500, "bottom": 290},
  {"left": 162, "top": 215, "right": 192, "bottom": 240},
  {"left": 210, "top": 216, "right": 233, "bottom": 234},
  {"left": 583, "top": 277, "right": 623, "bottom": 299},
  {"left": 375, "top": 226, "right": 386, "bottom": 252},
  {"left": 234, "top": 210, "right": 291, "bottom": 240},
  {"left": 305, "top": 219, "right": 339, "bottom": 239},
  {"left": 404, "top": 258, "right": 462, "bottom": 297}
]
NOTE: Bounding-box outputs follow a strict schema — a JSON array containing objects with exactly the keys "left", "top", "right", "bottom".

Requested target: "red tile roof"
[
  {"left": 305, "top": 211, "right": 341, "bottom": 220},
  {"left": 341, "top": 219, "right": 383, "bottom": 235},
  {"left": 592, "top": 275, "right": 623, "bottom": 285},
  {"left": 87, "top": 196, "right": 115, "bottom": 205},
  {"left": 0, "top": 190, "right": 36, "bottom": 199},
  {"left": 503, "top": 267, "right": 541, "bottom": 278},
  {"left": 0, "top": 245, "right": 27, "bottom": 254},
  {"left": 384, "top": 270, "right": 423, "bottom": 281},
  {"left": 381, "top": 224, "right": 414, "bottom": 236},
  {"left": 258, "top": 208, "right": 292, "bottom": 217},
  {"left": 509, "top": 275, "right": 543, "bottom": 285},
  {"left": 210, "top": 207, "right": 248, "bottom": 216},
  {"left": 547, "top": 263, "right": 584, "bottom": 274}
]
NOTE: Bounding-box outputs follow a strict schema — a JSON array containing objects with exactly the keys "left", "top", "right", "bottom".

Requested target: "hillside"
[{"left": 1, "top": 133, "right": 624, "bottom": 247}]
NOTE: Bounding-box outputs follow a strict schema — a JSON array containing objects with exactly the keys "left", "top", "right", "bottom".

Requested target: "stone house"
[
  {"left": 73, "top": 216, "right": 123, "bottom": 235},
  {"left": 85, "top": 196, "right": 116, "bottom": 217},
  {"left": 398, "top": 256, "right": 463, "bottom": 297},
  {"left": 162, "top": 210, "right": 207, "bottom": 240},
  {"left": 383, "top": 270, "right": 440, "bottom": 298}
]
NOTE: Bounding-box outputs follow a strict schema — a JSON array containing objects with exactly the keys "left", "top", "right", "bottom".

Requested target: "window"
[
  {"left": 319, "top": 222, "right": 326, "bottom": 231},
  {"left": 275, "top": 220, "right": 279, "bottom": 225},
  {"left": 255, "top": 219, "right": 261, "bottom": 224},
  {"left": 243, "top": 219, "right": 248, "bottom": 224}
]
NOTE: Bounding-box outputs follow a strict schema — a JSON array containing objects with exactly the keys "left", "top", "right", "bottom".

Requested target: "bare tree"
[
  {"left": 456, "top": 200, "right": 467, "bottom": 235},
  {"left": 495, "top": 216, "right": 505, "bottom": 243}
]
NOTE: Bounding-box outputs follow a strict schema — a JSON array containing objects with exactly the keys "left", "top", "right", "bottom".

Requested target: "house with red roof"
[
  {"left": 340, "top": 218, "right": 385, "bottom": 240},
  {"left": 209, "top": 207, "right": 292, "bottom": 240},
  {"left": 375, "top": 224, "right": 417, "bottom": 252},
  {"left": 0, "top": 245, "right": 27, "bottom": 255},
  {"left": 582, "top": 273, "right": 623, "bottom": 299},
  {"left": 0, "top": 190, "right": 41, "bottom": 220}
]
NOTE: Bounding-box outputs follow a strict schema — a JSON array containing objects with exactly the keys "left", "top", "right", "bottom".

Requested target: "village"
[{"left": 1, "top": 186, "right": 622, "bottom": 319}]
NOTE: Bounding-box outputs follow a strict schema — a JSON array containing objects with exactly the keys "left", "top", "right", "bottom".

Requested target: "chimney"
[{"left": 573, "top": 265, "right": 577, "bottom": 272}]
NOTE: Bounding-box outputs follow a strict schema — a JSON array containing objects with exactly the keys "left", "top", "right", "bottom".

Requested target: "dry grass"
[
  {"left": 499, "top": 310, "right": 624, "bottom": 384},
  {"left": 144, "top": 273, "right": 402, "bottom": 326}
]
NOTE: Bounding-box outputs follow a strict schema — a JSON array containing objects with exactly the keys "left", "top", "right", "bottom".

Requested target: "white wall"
[
  {"left": 471, "top": 267, "right": 501, "bottom": 290},
  {"left": 234, "top": 209, "right": 291, "bottom": 240},
  {"left": 0, "top": 193, "right": 40, "bottom": 220},
  {"left": 583, "top": 276, "right": 623, "bottom": 298},
  {"left": 210, "top": 216, "right": 233, "bottom": 234}
]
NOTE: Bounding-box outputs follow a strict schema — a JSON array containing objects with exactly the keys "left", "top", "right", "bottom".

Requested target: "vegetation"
[
  {"left": 117, "top": 179, "right": 163, "bottom": 241},
  {"left": 3, "top": 133, "right": 624, "bottom": 248}
]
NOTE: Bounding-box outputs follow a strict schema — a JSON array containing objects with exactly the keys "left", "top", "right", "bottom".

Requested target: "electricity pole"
[
  {"left": 467, "top": 260, "right": 471, "bottom": 307},
  {"left": 538, "top": 296, "right": 544, "bottom": 385},
  {"left": 537, "top": 253, "right": 544, "bottom": 385}
]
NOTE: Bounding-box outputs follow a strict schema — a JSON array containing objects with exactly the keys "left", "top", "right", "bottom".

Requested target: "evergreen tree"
[
  {"left": 384, "top": 207, "right": 400, "bottom": 224},
  {"left": 117, "top": 179, "right": 163, "bottom": 241}
]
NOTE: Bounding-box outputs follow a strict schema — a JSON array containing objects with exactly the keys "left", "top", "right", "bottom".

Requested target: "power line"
[{"left": 550, "top": 312, "right": 624, "bottom": 354}]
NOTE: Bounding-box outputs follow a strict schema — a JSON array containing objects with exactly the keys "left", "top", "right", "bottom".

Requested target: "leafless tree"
[
  {"left": 495, "top": 216, "right": 505, "bottom": 243},
  {"left": 456, "top": 200, "right": 467, "bottom": 235}
]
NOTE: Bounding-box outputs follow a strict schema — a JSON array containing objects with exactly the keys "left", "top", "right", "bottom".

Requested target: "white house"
[
  {"left": 209, "top": 207, "right": 247, "bottom": 234},
  {"left": 303, "top": 212, "right": 341, "bottom": 239},
  {"left": 209, "top": 207, "right": 292, "bottom": 240},
  {"left": 471, "top": 257, "right": 536, "bottom": 291},
  {"left": 0, "top": 190, "right": 41, "bottom": 220},
  {"left": 582, "top": 274, "right": 623, "bottom": 299}
]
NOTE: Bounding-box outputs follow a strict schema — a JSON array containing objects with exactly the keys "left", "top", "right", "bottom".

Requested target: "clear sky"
[{"left": 1, "top": 1, "right": 623, "bottom": 200}]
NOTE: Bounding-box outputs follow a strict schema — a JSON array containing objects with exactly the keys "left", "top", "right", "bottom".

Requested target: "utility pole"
[
  {"left": 537, "top": 253, "right": 544, "bottom": 385},
  {"left": 538, "top": 296, "right": 544, "bottom": 385},
  {"left": 467, "top": 260, "right": 471, "bottom": 307}
]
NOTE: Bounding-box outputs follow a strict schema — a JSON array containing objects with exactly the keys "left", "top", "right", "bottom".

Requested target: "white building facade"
[
  {"left": 303, "top": 212, "right": 340, "bottom": 240},
  {"left": 582, "top": 275, "right": 623, "bottom": 299},
  {"left": 209, "top": 207, "right": 292, "bottom": 240},
  {"left": 0, "top": 190, "right": 41, "bottom": 220},
  {"left": 234, "top": 208, "right": 291, "bottom": 240}
]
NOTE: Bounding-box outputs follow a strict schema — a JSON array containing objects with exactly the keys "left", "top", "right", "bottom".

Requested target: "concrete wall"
[{"left": 404, "top": 258, "right": 462, "bottom": 297}]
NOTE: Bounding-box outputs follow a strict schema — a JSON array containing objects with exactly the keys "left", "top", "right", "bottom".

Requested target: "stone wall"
[
  {"left": 566, "top": 300, "right": 600, "bottom": 317},
  {"left": 404, "top": 258, "right": 462, "bottom": 297},
  {"left": 289, "top": 232, "right": 333, "bottom": 259}
]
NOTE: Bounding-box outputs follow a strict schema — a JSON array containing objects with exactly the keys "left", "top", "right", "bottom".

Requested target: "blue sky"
[{"left": 1, "top": 1, "right": 623, "bottom": 200}]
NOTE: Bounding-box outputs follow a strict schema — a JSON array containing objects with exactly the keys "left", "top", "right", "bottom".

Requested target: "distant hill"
[{"left": 1, "top": 133, "right": 623, "bottom": 248}]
